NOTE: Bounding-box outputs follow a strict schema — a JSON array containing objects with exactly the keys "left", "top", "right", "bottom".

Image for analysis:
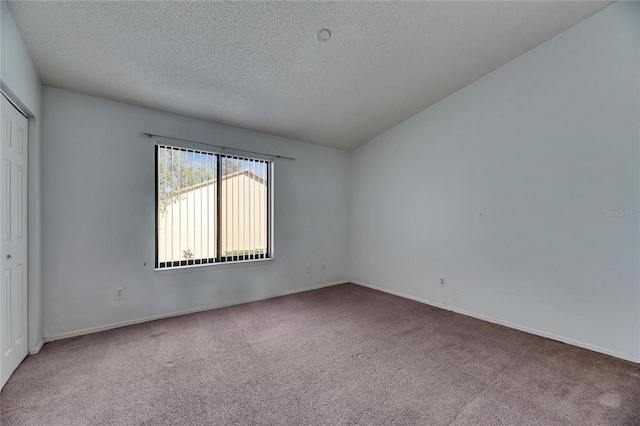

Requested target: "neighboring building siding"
[{"left": 158, "top": 170, "right": 267, "bottom": 263}]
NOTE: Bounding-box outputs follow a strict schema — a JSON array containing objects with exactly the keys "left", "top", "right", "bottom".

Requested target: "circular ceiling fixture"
[{"left": 317, "top": 29, "right": 331, "bottom": 42}]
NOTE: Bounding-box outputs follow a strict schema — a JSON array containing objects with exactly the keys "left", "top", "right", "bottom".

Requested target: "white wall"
[
  {"left": 350, "top": 2, "right": 639, "bottom": 362},
  {"left": 0, "top": 0, "right": 43, "bottom": 352},
  {"left": 42, "top": 87, "right": 350, "bottom": 339}
]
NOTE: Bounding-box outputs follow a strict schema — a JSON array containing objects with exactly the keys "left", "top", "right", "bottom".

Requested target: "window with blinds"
[{"left": 156, "top": 144, "right": 272, "bottom": 269}]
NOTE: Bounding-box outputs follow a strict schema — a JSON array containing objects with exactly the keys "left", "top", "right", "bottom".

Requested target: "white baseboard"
[
  {"left": 351, "top": 280, "right": 640, "bottom": 364},
  {"left": 45, "top": 281, "right": 348, "bottom": 343},
  {"left": 29, "top": 338, "right": 45, "bottom": 355}
]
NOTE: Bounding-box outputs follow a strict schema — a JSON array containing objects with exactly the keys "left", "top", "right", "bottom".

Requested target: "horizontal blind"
[{"left": 156, "top": 144, "right": 270, "bottom": 269}]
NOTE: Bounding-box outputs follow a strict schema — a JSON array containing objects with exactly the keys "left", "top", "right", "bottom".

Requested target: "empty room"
[{"left": 0, "top": 1, "right": 639, "bottom": 425}]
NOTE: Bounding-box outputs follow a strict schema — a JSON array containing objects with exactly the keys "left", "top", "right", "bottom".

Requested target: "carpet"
[{"left": 1, "top": 283, "right": 639, "bottom": 425}]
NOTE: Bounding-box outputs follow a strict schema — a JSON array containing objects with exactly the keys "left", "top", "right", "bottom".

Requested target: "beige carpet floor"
[{"left": 1, "top": 283, "right": 639, "bottom": 425}]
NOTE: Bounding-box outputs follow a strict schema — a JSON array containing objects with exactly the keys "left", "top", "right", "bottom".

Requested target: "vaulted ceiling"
[{"left": 7, "top": 1, "right": 612, "bottom": 150}]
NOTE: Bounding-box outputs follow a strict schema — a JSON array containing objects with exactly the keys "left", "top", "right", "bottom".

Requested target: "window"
[{"left": 155, "top": 144, "right": 272, "bottom": 269}]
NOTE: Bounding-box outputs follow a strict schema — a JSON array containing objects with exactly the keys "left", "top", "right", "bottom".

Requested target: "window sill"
[{"left": 154, "top": 258, "right": 274, "bottom": 275}]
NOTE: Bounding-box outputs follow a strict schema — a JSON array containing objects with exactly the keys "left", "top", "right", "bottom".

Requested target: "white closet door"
[{"left": 0, "top": 95, "right": 28, "bottom": 390}]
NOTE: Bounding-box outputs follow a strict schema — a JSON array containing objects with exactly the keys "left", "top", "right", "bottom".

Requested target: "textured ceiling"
[{"left": 7, "top": 1, "right": 612, "bottom": 150}]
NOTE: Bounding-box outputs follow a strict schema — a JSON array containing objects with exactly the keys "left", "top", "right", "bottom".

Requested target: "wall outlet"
[
  {"left": 306, "top": 265, "right": 310, "bottom": 273},
  {"left": 115, "top": 286, "right": 125, "bottom": 300},
  {"left": 321, "top": 263, "right": 326, "bottom": 271},
  {"left": 439, "top": 277, "right": 446, "bottom": 287}
]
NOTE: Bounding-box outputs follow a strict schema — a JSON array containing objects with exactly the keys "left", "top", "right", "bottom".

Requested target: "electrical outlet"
[
  {"left": 439, "top": 277, "right": 446, "bottom": 287},
  {"left": 306, "top": 265, "right": 310, "bottom": 273},
  {"left": 321, "top": 263, "right": 326, "bottom": 271},
  {"left": 115, "top": 287, "right": 125, "bottom": 300}
]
